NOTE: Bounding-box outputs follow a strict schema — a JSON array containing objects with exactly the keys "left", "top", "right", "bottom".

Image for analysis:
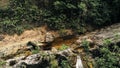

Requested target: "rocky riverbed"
[{"left": 0, "top": 23, "right": 120, "bottom": 68}]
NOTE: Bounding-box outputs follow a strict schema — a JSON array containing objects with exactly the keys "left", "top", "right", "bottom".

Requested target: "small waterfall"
[{"left": 76, "top": 55, "right": 84, "bottom": 68}]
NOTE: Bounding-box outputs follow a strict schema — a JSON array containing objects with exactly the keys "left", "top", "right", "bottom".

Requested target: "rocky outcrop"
[{"left": 5, "top": 48, "right": 78, "bottom": 68}]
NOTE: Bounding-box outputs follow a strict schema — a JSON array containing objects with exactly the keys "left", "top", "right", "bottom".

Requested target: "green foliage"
[
  {"left": 95, "top": 39, "right": 120, "bottom": 68},
  {"left": 43, "top": 0, "right": 111, "bottom": 30},
  {"left": 0, "top": 0, "right": 41, "bottom": 34},
  {"left": 59, "top": 44, "right": 69, "bottom": 51},
  {"left": 9, "top": 0, "right": 41, "bottom": 22},
  {"left": 50, "top": 59, "right": 58, "bottom": 68},
  {"left": 95, "top": 45, "right": 120, "bottom": 68},
  {"left": 31, "top": 47, "right": 40, "bottom": 54},
  {"left": 0, "top": 60, "right": 6, "bottom": 67},
  {"left": 61, "top": 60, "right": 71, "bottom": 68},
  {"left": 81, "top": 40, "right": 90, "bottom": 53},
  {"left": 103, "top": 39, "right": 112, "bottom": 46}
]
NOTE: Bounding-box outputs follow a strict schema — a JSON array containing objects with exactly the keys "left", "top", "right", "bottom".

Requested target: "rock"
[
  {"left": 25, "top": 54, "right": 41, "bottom": 64},
  {"left": 58, "top": 48, "right": 74, "bottom": 57},
  {"left": 13, "top": 61, "right": 27, "bottom": 68},
  {"left": 27, "top": 41, "right": 37, "bottom": 50},
  {"left": 45, "top": 32, "right": 54, "bottom": 43},
  {"left": 76, "top": 39, "right": 82, "bottom": 45},
  {"left": 13, "top": 54, "right": 41, "bottom": 68},
  {"left": 32, "top": 41, "right": 47, "bottom": 46},
  {"left": 37, "top": 43, "right": 47, "bottom": 46},
  {"left": 86, "top": 38, "right": 94, "bottom": 45},
  {"left": 51, "top": 47, "right": 57, "bottom": 53},
  {"left": 82, "top": 36, "right": 89, "bottom": 40},
  {"left": 5, "top": 48, "right": 83, "bottom": 68},
  {"left": 6, "top": 59, "right": 17, "bottom": 66},
  {"left": 15, "top": 56, "right": 26, "bottom": 61}
]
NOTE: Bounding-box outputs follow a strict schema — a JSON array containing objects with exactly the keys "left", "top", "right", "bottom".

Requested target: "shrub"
[
  {"left": 31, "top": 47, "right": 40, "bottom": 54},
  {"left": 95, "top": 39, "right": 120, "bottom": 68},
  {"left": 81, "top": 40, "right": 90, "bottom": 53},
  {"left": 61, "top": 60, "right": 71, "bottom": 68}
]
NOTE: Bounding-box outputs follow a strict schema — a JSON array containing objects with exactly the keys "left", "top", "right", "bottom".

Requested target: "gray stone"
[
  {"left": 45, "top": 32, "right": 54, "bottom": 43},
  {"left": 24, "top": 54, "right": 41, "bottom": 64}
]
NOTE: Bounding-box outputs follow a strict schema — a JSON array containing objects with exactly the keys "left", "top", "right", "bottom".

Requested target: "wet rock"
[{"left": 45, "top": 32, "right": 54, "bottom": 43}]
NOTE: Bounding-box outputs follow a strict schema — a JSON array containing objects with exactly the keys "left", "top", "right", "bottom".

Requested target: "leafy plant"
[
  {"left": 81, "top": 40, "right": 90, "bottom": 53},
  {"left": 31, "top": 47, "right": 40, "bottom": 54},
  {"left": 61, "top": 60, "right": 71, "bottom": 68}
]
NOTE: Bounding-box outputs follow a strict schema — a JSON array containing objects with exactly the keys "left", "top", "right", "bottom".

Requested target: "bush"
[
  {"left": 0, "top": 0, "right": 41, "bottom": 34},
  {"left": 95, "top": 39, "right": 120, "bottom": 68}
]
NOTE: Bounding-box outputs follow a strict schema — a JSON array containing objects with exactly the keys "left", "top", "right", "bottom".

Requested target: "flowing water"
[{"left": 76, "top": 55, "right": 84, "bottom": 68}]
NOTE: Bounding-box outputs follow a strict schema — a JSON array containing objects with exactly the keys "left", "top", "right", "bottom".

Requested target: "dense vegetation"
[
  {"left": 81, "top": 38, "right": 120, "bottom": 68},
  {"left": 0, "top": 0, "right": 120, "bottom": 34},
  {"left": 94, "top": 39, "right": 120, "bottom": 68}
]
